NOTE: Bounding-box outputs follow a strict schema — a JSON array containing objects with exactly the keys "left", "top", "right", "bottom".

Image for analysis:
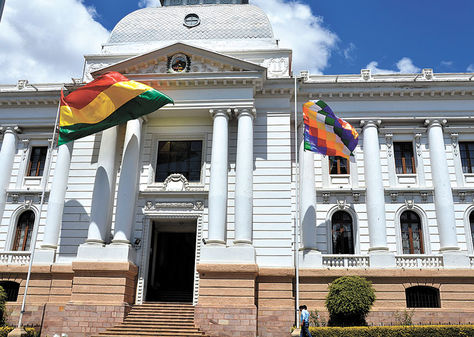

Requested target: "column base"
[
  {"left": 33, "top": 248, "right": 56, "bottom": 264},
  {"left": 442, "top": 251, "right": 470, "bottom": 268},
  {"left": 369, "top": 251, "right": 396, "bottom": 268},
  {"left": 201, "top": 244, "right": 255, "bottom": 263},
  {"left": 77, "top": 242, "right": 106, "bottom": 261},
  {"left": 298, "top": 249, "right": 322, "bottom": 268}
]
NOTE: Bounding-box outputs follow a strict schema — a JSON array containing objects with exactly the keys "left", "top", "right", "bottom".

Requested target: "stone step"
[{"left": 124, "top": 318, "right": 194, "bottom": 324}]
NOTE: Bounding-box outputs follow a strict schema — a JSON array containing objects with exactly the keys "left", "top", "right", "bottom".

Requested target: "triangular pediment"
[{"left": 91, "top": 43, "right": 265, "bottom": 77}]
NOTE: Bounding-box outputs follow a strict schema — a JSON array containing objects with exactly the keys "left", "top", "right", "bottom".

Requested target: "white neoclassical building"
[{"left": 0, "top": 1, "right": 473, "bottom": 336}]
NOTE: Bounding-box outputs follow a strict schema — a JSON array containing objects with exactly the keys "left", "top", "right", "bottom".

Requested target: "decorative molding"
[
  {"left": 322, "top": 192, "right": 330, "bottom": 203},
  {"left": 390, "top": 192, "right": 399, "bottom": 202},
  {"left": 6, "top": 191, "right": 46, "bottom": 205},
  {"left": 143, "top": 200, "right": 204, "bottom": 213},
  {"left": 451, "top": 133, "right": 459, "bottom": 156},
  {"left": 419, "top": 191, "right": 429, "bottom": 202},
  {"left": 458, "top": 191, "right": 467, "bottom": 202},
  {"left": 405, "top": 199, "right": 415, "bottom": 209},
  {"left": 163, "top": 174, "right": 190, "bottom": 191},
  {"left": 352, "top": 192, "right": 360, "bottom": 203},
  {"left": 414, "top": 133, "right": 422, "bottom": 156},
  {"left": 17, "top": 80, "right": 28, "bottom": 90},
  {"left": 422, "top": 68, "right": 434, "bottom": 80},
  {"left": 361, "top": 69, "right": 371, "bottom": 81},
  {"left": 21, "top": 139, "right": 30, "bottom": 154},
  {"left": 337, "top": 199, "right": 347, "bottom": 210},
  {"left": 385, "top": 133, "right": 393, "bottom": 157}
]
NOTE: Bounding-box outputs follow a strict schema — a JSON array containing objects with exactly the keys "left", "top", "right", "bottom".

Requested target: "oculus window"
[
  {"left": 460, "top": 142, "right": 474, "bottom": 173},
  {"left": 12, "top": 210, "right": 35, "bottom": 251},
  {"left": 401, "top": 210, "right": 424, "bottom": 254},
  {"left": 329, "top": 156, "right": 349, "bottom": 175},
  {"left": 156, "top": 140, "right": 202, "bottom": 183},
  {"left": 394, "top": 142, "right": 416, "bottom": 174},
  {"left": 27, "top": 147, "right": 47, "bottom": 176},
  {"left": 406, "top": 286, "right": 440, "bottom": 308},
  {"left": 331, "top": 211, "right": 354, "bottom": 254}
]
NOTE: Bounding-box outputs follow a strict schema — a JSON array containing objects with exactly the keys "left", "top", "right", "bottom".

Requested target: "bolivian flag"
[{"left": 58, "top": 71, "right": 173, "bottom": 145}]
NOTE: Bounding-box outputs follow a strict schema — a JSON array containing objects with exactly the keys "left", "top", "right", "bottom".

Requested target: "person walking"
[{"left": 299, "top": 305, "right": 312, "bottom": 337}]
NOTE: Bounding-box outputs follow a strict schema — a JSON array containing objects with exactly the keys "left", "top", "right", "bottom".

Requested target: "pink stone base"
[
  {"left": 195, "top": 305, "right": 257, "bottom": 337},
  {"left": 258, "top": 308, "right": 294, "bottom": 337},
  {"left": 7, "top": 303, "right": 131, "bottom": 337}
]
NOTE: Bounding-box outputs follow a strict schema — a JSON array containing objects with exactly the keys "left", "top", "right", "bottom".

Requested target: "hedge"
[
  {"left": 306, "top": 325, "right": 474, "bottom": 337},
  {"left": 0, "top": 327, "right": 37, "bottom": 337}
]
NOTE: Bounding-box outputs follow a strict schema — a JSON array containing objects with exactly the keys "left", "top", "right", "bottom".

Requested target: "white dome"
[{"left": 107, "top": 4, "right": 274, "bottom": 45}]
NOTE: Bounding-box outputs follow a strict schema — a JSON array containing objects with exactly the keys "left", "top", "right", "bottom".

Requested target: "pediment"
[{"left": 90, "top": 43, "right": 265, "bottom": 78}]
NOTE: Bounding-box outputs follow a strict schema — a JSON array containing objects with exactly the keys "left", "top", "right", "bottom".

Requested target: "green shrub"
[
  {"left": 0, "top": 327, "right": 37, "bottom": 337},
  {"left": 325, "top": 276, "right": 375, "bottom": 326},
  {"left": 0, "top": 286, "right": 6, "bottom": 326},
  {"left": 307, "top": 325, "right": 474, "bottom": 337}
]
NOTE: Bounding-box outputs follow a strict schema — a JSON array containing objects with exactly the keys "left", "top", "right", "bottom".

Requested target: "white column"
[
  {"left": 207, "top": 109, "right": 231, "bottom": 245},
  {"left": 234, "top": 108, "right": 255, "bottom": 245},
  {"left": 299, "top": 129, "right": 317, "bottom": 250},
  {"left": 41, "top": 142, "right": 73, "bottom": 249},
  {"left": 362, "top": 120, "right": 388, "bottom": 251},
  {"left": 86, "top": 126, "right": 118, "bottom": 244},
  {"left": 426, "top": 119, "right": 459, "bottom": 251},
  {"left": 112, "top": 119, "right": 143, "bottom": 244},
  {"left": 0, "top": 126, "right": 20, "bottom": 220}
]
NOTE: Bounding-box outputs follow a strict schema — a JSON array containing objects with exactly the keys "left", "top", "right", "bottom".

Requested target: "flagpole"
[
  {"left": 17, "top": 92, "right": 62, "bottom": 329},
  {"left": 293, "top": 75, "right": 301, "bottom": 329}
]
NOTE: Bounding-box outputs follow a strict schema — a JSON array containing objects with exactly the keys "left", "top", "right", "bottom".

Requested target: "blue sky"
[
  {"left": 82, "top": 0, "right": 474, "bottom": 75},
  {"left": 0, "top": 0, "right": 473, "bottom": 84}
]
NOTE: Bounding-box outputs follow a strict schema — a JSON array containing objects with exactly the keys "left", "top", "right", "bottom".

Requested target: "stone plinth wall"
[
  {"left": 195, "top": 305, "right": 257, "bottom": 337},
  {"left": 0, "top": 262, "right": 137, "bottom": 336},
  {"left": 258, "top": 308, "right": 294, "bottom": 337},
  {"left": 41, "top": 303, "right": 131, "bottom": 337}
]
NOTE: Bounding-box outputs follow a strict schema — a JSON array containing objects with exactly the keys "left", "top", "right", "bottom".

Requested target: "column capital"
[
  {"left": 360, "top": 120, "right": 381, "bottom": 129},
  {"left": 209, "top": 108, "right": 232, "bottom": 119},
  {"left": 234, "top": 107, "right": 256, "bottom": 119},
  {"left": 0, "top": 125, "right": 22, "bottom": 134},
  {"left": 424, "top": 119, "right": 447, "bottom": 129}
]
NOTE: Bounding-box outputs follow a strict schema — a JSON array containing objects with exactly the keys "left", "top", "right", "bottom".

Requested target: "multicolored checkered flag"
[{"left": 303, "top": 100, "right": 358, "bottom": 160}]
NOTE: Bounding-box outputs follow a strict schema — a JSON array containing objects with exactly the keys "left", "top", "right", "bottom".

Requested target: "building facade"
[{"left": 0, "top": 1, "right": 473, "bottom": 336}]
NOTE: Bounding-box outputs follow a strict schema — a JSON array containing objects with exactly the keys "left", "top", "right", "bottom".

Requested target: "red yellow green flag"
[{"left": 58, "top": 71, "right": 173, "bottom": 145}]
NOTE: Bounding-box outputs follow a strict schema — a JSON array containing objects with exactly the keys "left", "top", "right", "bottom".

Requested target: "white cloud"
[
  {"left": 0, "top": 0, "right": 109, "bottom": 84},
  {"left": 468, "top": 64, "right": 474, "bottom": 72},
  {"left": 366, "top": 57, "right": 421, "bottom": 74},
  {"left": 138, "top": 0, "right": 162, "bottom": 7},
  {"left": 343, "top": 42, "right": 356, "bottom": 60},
  {"left": 250, "top": 0, "right": 338, "bottom": 74}
]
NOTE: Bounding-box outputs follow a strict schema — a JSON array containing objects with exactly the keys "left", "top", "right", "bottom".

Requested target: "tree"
[{"left": 325, "top": 276, "right": 375, "bottom": 326}]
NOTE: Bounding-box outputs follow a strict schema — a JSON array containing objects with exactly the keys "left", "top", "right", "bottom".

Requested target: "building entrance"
[{"left": 146, "top": 220, "right": 196, "bottom": 302}]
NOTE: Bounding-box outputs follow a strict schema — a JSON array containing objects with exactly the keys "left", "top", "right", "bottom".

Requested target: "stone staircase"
[{"left": 92, "top": 302, "right": 210, "bottom": 337}]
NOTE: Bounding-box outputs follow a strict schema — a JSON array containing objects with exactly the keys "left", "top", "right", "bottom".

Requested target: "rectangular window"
[
  {"left": 329, "top": 156, "right": 349, "bottom": 175},
  {"left": 155, "top": 140, "right": 203, "bottom": 183},
  {"left": 27, "top": 147, "right": 48, "bottom": 176},
  {"left": 460, "top": 142, "right": 474, "bottom": 173},
  {"left": 394, "top": 142, "right": 416, "bottom": 174}
]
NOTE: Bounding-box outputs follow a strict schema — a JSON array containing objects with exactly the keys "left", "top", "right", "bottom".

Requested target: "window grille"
[
  {"left": 0, "top": 281, "right": 19, "bottom": 301},
  {"left": 329, "top": 156, "right": 349, "bottom": 175},
  {"left": 27, "top": 147, "right": 47, "bottom": 176},
  {"left": 155, "top": 141, "right": 203, "bottom": 183},
  {"left": 401, "top": 211, "right": 424, "bottom": 254},
  {"left": 406, "top": 286, "right": 440, "bottom": 308},
  {"left": 460, "top": 142, "right": 474, "bottom": 173},
  {"left": 12, "top": 211, "right": 35, "bottom": 251},
  {"left": 331, "top": 211, "right": 354, "bottom": 254},
  {"left": 394, "top": 142, "right": 416, "bottom": 174}
]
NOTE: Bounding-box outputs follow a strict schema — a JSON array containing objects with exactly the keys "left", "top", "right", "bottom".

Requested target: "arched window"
[
  {"left": 470, "top": 212, "right": 474, "bottom": 250},
  {"left": 331, "top": 211, "right": 354, "bottom": 254},
  {"left": 406, "top": 286, "right": 440, "bottom": 308},
  {"left": 12, "top": 210, "right": 35, "bottom": 251},
  {"left": 0, "top": 281, "right": 20, "bottom": 302},
  {"left": 401, "top": 210, "right": 423, "bottom": 254}
]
